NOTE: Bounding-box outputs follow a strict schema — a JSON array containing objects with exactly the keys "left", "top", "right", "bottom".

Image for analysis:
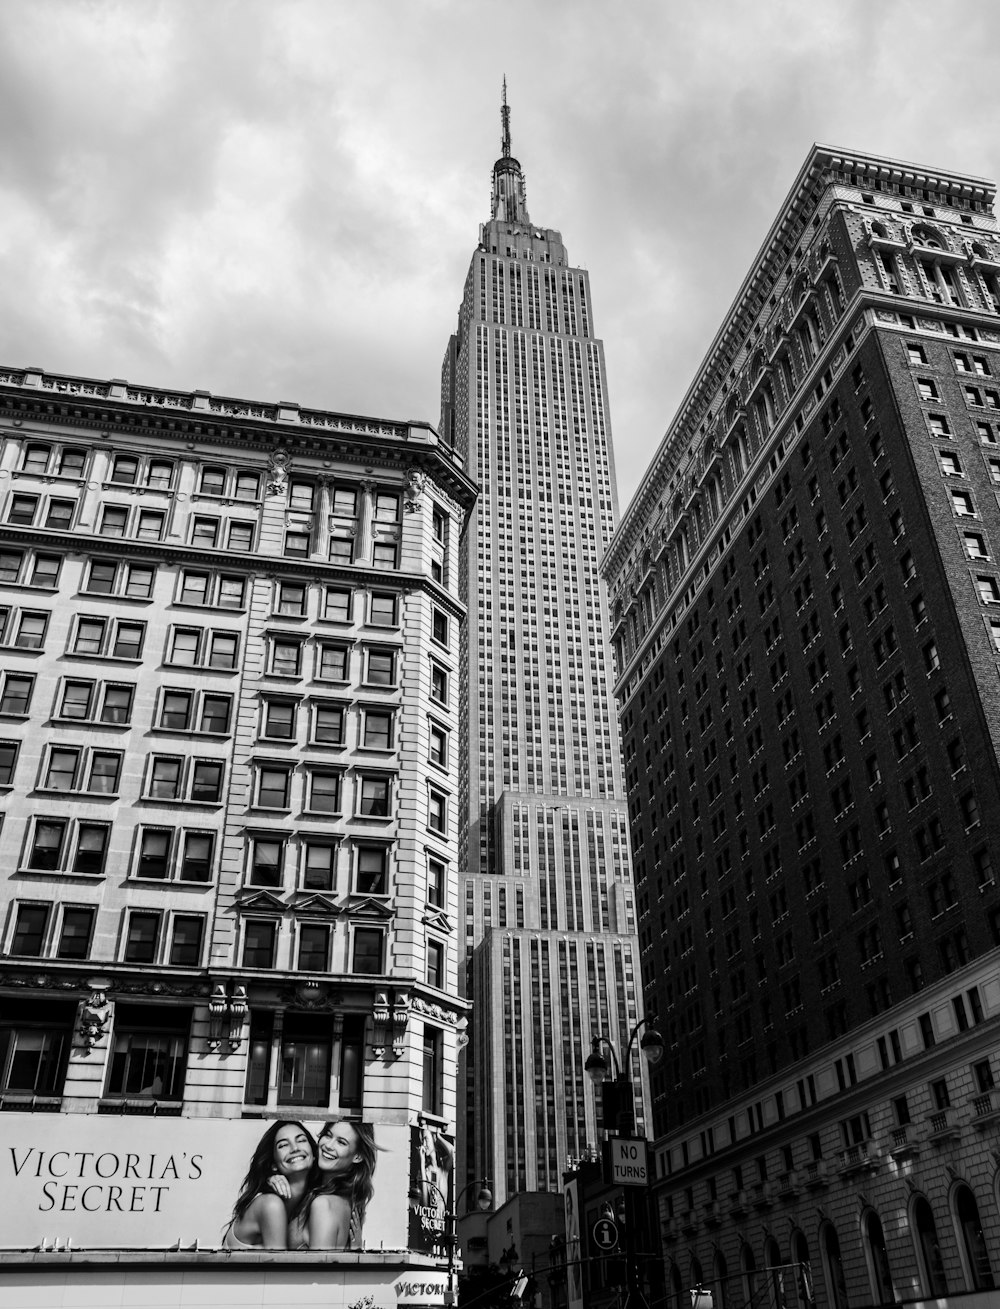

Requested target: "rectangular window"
[
  {"left": 430, "top": 664, "right": 448, "bottom": 705},
  {"left": 10, "top": 903, "right": 50, "bottom": 957},
  {"left": 332, "top": 486, "right": 357, "bottom": 517},
  {"left": 427, "top": 940, "right": 445, "bottom": 989},
  {"left": 318, "top": 644, "right": 349, "bottom": 681},
  {"left": 366, "top": 649, "right": 396, "bottom": 685},
  {"left": 190, "top": 517, "right": 220, "bottom": 547},
  {"left": 297, "top": 924, "right": 330, "bottom": 972},
  {"left": 312, "top": 702, "right": 345, "bottom": 744},
  {"left": 263, "top": 698, "right": 296, "bottom": 739},
  {"left": 374, "top": 491, "right": 400, "bottom": 522},
  {"left": 135, "top": 509, "right": 165, "bottom": 541},
  {"left": 7, "top": 494, "right": 39, "bottom": 525},
  {"left": 372, "top": 541, "right": 398, "bottom": 571},
  {"left": 428, "top": 788, "right": 448, "bottom": 834},
  {"left": 0, "top": 1000, "right": 73, "bottom": 1095},
  {"left": 353, "top": 927, "right": 383, "bottom": 974},
  {"left": 15, "top": 611, "right": 48, "bottom": 649},
  {"left": 301, "top": 842, "right": 336, "bottom": 891},
  {"left": 359, "top": 775, "right": 391, "bottom": 817},
  {"left": 427, "top": 856, "right": 446, "bottom": 908},
  {"left": 429, "top": 723, "right": 448, "bottom": 767},
  {"left": 329, "top": 536, "right": 354, "bottom": 565},
  {"left": 228, "top": 521, "right": 255, "bottom": 551},
  {"left": 278, "top": 1014, "right": 331, "bottom": 1105},
  {"left": 56, "top": 907, "right": 95, "bottom": 960},
  {"left": 0, "top": 672, "right": 34, "bottom": 715},
  {"left": 249, "top": 838, "right": 283, "bottom": 887},
  {"left": 106, "top": 1005, "right": 188, "bottom": 1101},
  {"left": 137, "top": 828, "right": 171, "bottom": 879},
  {"left": 0, "top": 739, "right": 19, "bottom": 786},
  {"left": 276, "top": 583, "right": 307, "bottom": 616},
  {"left": 422, "top": 1026, "right": 442, "bottom": 1114},
  {"left": 148, "top": 756, "right": 182, "bottom": 799},
  {"left": 356, "top": 846, "right": 388, "bottom": 895},
  {"left": 308, "top": 771, "right": 341, "bottom": 814},
  {"left": 369, "top": 593, "right": 397, "bottom": 627},
  {"left": 270, "top": 639, "right": 303, "bottom": 676},
  {"left": 323, "top": 588, "right": 351, "bottom": 622},
  {"left": 285, "top": 530, "right": 311, "bottom": 558},
  {"left": 363, "top": 710, "right": 393, "bottom": 750},
  {"left": 432, "top": 609, "right": 449, "bottom": 644},
  {"left": 169, "top": 915, "right": 205, "bottom": 966},
  {"left": 123, "top": 911, "right": 161, "bottom": 964},
  {"left": 191, "top": 760, "right": 223, "bottom": 803},
  {"left": 243, "top": 920, "right": 277, "bottom": 969},
  {"left": 256, "top": 767, "right": 291, "bottom": 810}
]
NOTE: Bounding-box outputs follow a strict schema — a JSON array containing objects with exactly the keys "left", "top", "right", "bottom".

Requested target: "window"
[
  {"left": 329, "top": 535, "right": 354, "bottom": 565},
  {"left": 422, "top": 1026, "right": 442, "bottom": 1114},
  {"left": 41, "top": 746, "right": 122, "bottom": 794},
  {"left": 170, "top": 915, "right": 205, "bottom": 966},
  {"left": 429, "top": 723, "right": 448, "bottom": 768},
  {"left": 156, "top": 689, "right": 231, "bottom": 734},
  {"left": 0, "top": 551, "right": 61, "bottom": 589},
  {"left": 43, "top": 501, "right": 75, "bottom": 531},
  {"left": 179, "top": 832, "right": 214, "bottom": 882},
  {"left": 256, "top": 766, "right": 291, "bottom": 810},
  {"left": 317, "top": 644, "right": 349, "bottom": 681},
  {"left": 307, "top": 771, "right": 342, "bottom": 814},
  {"left": 106, "top": 1005, "right": 188, "bottom": 1101},
  {"left": 166, "top": 626, "right": 239, "bottom": 670},
  {"left": 222, "top": 521, "right": 253, "bottom": 553},
  {"left": 71, "top": 616, "right": 145, "bottom": 660},
  {"left": 0, "top": 672, "right": 33, "bottom": 715},
  {"left": 276, "top": 582, "right": 307, "bottom": 616},
  {"left": 135, "top": 509, "right": 165, "bottom": 541},
  {"left": 939, "top": 451, "right": 963, "bottom": 477},
  {"left": 366, "top": 648, "right": 396, "bottom": 685},
  {"left": 297, "top": 924, "right": 330, "bottom": 972},
  {"left": 430, "top": 664, "right": 448, "bottom": 706},
  {"left": 248, "top": 837, "right": 284, "bottom": 887},
  {"left": 331, "top": 485, "right": 358, "bottom": 517},
  {"left": 7, "top": 493, "right": 39, "bottom": 525},
  {"left": 311, "top": 701, "right": 345, "bottom": 744},
  {"left": 428, "top": 788, "right": 448, "bottom": 834},
  {"left": 10, "top": 903, "right": 50, "bottom": 956},
  {"left": 976, "top": 575, "right": 1000, "bottom": 604},
  {"left": 285, "top": 530, "right": 311, "bottom": 558},
  {"left": 951, "top": 489, "right": 976, "bottom": 516},
  {"left": 262, "top": 698, "right": 296, "bottom": 739},
  {"left": 427, "top": 855, "right": 445, "bottom": 908},
  {"left": 339, "top": 1015, "right": 365, "bottom": 1109},
  {"left": 0, "top": 999, "right": 74, "bottom": 1095},
  {"left": 432, "top": 505, "right": 447, "bottom": 543},
  {"left": 369, "top": 593, "right": 397, "bottom": 627},
  {"left": 123, "top": 911, "right": 161, "bottom": 964},
  {"left": 356, "top": 845, "right": 388, "bottom": 895},
  {"left": 1, "top": 608, "right": 49, "bottom": 649},
  {"left": 269, "top": 638, "right": 303, "bottom": 676},
  {"left": 0, "top": 740, "right": 19, "bottom": 786},
  {"left": 178, "top": 571, "right": 246, "bottom": 609},
  {"left": 358, "top": 775, "right": 391, "bottom": 817},
  {"left": 363, "top": 710, "right": 393, "bottom": 750},
  {"left": 21, "top": 443, "right": 53, "bottom": 473},
  {"left": 243, "top": 920, "right": 278, "bottom": 969},
  {"left": 301, "top": 842, "right": 337, "bottom": 891},
  {"left": 427, "top": 940, "right": 445, "bottom": 989},
  {"left": 289, "top": 480, "right": 315, "bottom": 512},
  {"left": 372, "top": 541, "right": 398, "bottom": 571},
  {"left": 278, "top": 1013, "right": 331, "bottom": 1105},
  {"left": 56, "top": 907, "right": 96, "bottom": 960},
  {"left": 374, "top": 491, "right": 400, "bottom": 522},
  {"left": 323, "top": 587, "right": 352, "bottom": 622},
  {"left": 191, "top": 760, "right": 223, "bottom": 802},
  {"left": 432, "top": 609, "right": 449, "bottom": 645},
  {"left": 965, "top": 532, "right": 990, "bottom": 559},
  {"left": 26, "top": 819, "right": 109, "bottom": 875},
  {"left": 352, "top": 927, "right": 383, "bottom": 974},
  {"left": 190, "top": 516, "right": 220, "bottom": 547}
]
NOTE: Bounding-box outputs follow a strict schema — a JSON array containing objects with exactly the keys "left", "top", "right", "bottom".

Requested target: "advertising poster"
[
  {"left": 407, "top": 1122, "right": 454, "bottom": 1255},
  {"left": 0, "top": 1113, "right": 410, "bottom": 1252},
  {"left": 563, "top": 1176, "right": 584, "bottom": 1309}
]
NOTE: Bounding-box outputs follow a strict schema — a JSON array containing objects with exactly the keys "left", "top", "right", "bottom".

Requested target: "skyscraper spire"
[{"left": 491, "top": 78, "right": 529, "bottom": 224}]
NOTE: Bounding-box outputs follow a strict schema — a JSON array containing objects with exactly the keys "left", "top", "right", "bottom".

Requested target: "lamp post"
[
  {"left": 414, "top": 1176, "right": 493, "bottom": 1306},
  {"left": 584, "top": 1017, "right": 664, "bottom": 1309}
]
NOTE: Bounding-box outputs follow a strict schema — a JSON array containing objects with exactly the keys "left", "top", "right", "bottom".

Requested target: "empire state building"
[{"left": 440, "top": 89, "right": 646, "bottom": 1197}]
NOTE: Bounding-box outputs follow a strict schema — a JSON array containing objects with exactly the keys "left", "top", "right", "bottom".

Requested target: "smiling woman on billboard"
[
  {"left": 270, "top": 1120, "right": 380, "bottom": 1250},
  {"left": 224, "top": 1120, "right": 317, "bottom": 1249}
]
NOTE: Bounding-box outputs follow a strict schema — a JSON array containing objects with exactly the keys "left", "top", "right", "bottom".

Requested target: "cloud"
[{"left": 3, "top": 0, "right": 1000, "bottom": 506}]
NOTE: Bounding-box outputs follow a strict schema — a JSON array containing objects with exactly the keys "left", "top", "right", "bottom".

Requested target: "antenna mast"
[{"left": 501, "top": 76, "right": 512, "bottom": 158}]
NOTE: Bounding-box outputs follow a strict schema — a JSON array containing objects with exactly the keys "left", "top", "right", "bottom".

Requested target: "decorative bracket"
[
  {"left": 208, "top": 982, "right": 249, "bottom": 1052},
  {"left": 78, "top": 987, "right": 112, "bottom": 1051}
]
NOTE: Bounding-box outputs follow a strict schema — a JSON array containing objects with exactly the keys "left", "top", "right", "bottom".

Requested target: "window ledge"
[
  {"left": 65, "top": 653, "right": 144, "bottom": 665},
  {"left": 174, "top": 602, "right": 248, "bottom": 615},
  {"left": 34, "top": 787, "right": 120, "bottom": 800},
  {"left": 16, "top": 867, "right": 106, "bottom": 880}
]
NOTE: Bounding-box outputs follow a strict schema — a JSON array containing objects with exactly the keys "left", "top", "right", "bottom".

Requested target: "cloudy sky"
[{"left": 3, "top": 0, "right": 1000, "bottom": 510}]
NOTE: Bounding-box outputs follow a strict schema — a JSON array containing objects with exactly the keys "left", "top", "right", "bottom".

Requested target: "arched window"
[
  {"left": 669, "top": 1261, "right": 683, "bottom": 1309},
  {"left": 912, "top": 1195, "right": 948, "bottom": 1296},
  {"left": 690, "top": 1255, "right": 704, "bottom": 1294},
  {"left": 862, "top": 1209, "right": 896, "bottom": 1303},
  {"left": 952, "top": 1183, "right": 996, "bottom": 1289},
  {"left": 778, "top": 352, "right": 795, "bottom": 404},
  {"left": 732, "top": 425, "right": 749, "bottom": 476},
  {"left": 741, "top": 1243, "right": 759, "bottom": 1306},
  {"left": 791, "top": 1231, "right": 814, "bottom": 1306},
  {"left": 714, "top": 1249, "right": 729, "bottom": 1309},
  {"left": 706, "top": 476, "right": 720, "bottom": 520},
  {"left": 764, "top": 1235, "right": 786, "bottom": 1309},
  {"left": 819, "top": 1222, "right": 849, "bottom": 1309}
]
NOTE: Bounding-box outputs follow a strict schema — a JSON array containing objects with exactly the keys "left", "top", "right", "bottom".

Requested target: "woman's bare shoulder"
[{"left": 311, "top": 1191, "right": 351, "bottom": 1214}]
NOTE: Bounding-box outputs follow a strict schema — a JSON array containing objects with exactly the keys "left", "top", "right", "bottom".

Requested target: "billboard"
[
  {"left": 407, "top": 1122, "right": 454, "bottom": 1254},
  {"left": 0, "top": 1113, "right": 420, "bottom": 1252}
]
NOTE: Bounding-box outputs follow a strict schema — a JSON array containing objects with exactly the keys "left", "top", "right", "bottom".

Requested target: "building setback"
[
  {"left": 440, "top": 91, "right": 646, "bottom": 1199},
  {"left": 0, "top": 366, "right": 476, "bottom": 1303},
  {"left": 603, "top": 146, "right": 1000, "bottom": 1305}
]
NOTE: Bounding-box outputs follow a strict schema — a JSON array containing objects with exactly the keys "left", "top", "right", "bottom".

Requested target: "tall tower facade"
[
  {"left": 604, "top": 147, "right": 1000, "bottom": 1304},
  {"left": 441, "top": 91, "right": 646, "bottom": 1198}
]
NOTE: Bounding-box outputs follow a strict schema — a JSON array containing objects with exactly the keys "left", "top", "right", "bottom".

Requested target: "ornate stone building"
[
  {"left": 0, "top": 365, "right": 476, "bottom": 1303},
  {"left": 604, "top": 147, "right": 1000, "bottom": 1306}
]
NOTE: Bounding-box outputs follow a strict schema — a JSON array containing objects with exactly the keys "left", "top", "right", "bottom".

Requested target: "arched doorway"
[
  {"left": 819, "top": 1222, "right": 849, "bottom": 1309},
  {"left": 912, "top": 1195, "right": 948, "bottom": 1296}
]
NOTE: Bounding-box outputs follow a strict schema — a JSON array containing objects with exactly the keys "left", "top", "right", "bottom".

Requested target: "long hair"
[
  {"left": 292, "top": 1120, "right": 378, "bottom": 1230},
  {"left": 231, "top": 1120, "right": 317, "bottom": 1225}
]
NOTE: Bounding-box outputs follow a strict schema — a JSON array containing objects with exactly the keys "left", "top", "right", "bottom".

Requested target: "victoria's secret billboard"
[{"left": 0, "top": 1114, "right": 452, "bottom": 1254}]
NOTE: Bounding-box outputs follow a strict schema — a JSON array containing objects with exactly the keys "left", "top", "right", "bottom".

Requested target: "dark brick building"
[{"left": 603, "top": 147, "right": 1000, "bottom": 1306}]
